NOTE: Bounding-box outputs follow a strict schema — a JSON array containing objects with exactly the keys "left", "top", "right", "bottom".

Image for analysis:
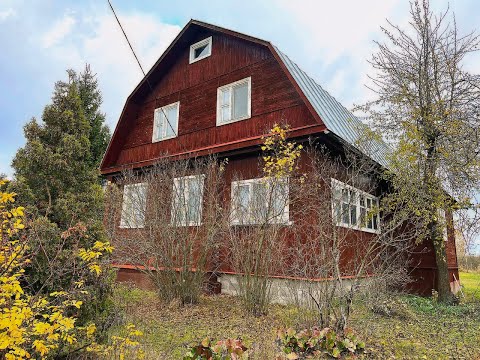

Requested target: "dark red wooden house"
[{"left": 101, "top": 20, "right": 459, "bottom": 296}]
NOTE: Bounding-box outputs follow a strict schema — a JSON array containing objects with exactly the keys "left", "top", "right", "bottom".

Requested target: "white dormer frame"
[{"left": 189, "top": 36, "right": 212, "bottom": 64}]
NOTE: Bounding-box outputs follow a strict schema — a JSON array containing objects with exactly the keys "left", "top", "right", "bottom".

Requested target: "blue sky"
[{"left": 1, "top": 1, "right": 479, "bottom": 249}]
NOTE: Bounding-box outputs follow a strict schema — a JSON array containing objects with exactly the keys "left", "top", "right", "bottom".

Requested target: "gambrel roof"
[
  {"left": 273, "top": 46, "right": 390, "bottom": 167},
  {"left": 101, "top": 19, "right": 390, "bottom": 172}
]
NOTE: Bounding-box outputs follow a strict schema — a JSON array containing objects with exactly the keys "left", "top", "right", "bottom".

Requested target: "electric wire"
[{"left": 107, "top": 0, "right": 177, "bottom": 137}]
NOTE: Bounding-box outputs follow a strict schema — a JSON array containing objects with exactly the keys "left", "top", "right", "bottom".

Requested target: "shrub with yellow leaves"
[
  {"left": 0, "top": 179, "right": 143, "bottom": 359},
  {"left": 261, "top": 124, "right": 303, "bottom": 179}
]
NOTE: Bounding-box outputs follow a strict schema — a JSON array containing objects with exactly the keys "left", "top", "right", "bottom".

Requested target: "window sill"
[
  {"left": 189, "top": 54, "right": 210, "bottom": 64},
  {"left": 336, "top": 223, "right": 380, "bottom": 234},
  {"left": 216, "top": 114, "right": 251, "bottom": 127},
  {"left": 230, "top": 220, "right": 293, "bottom": 227},
  {"left": 170, "top": 222, "right": 202, "bottom": 227},
  {"left": 152, "top": 134, "right": 177, "bottom": 143},
  {"left": 119, "top": 225, "right": 145, "bottom": 229}
]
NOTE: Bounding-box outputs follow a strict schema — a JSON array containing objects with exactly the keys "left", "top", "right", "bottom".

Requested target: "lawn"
[
  {"left": 111, "top": 275, "right": 480, "bottom": 359},
  {"left": 460, "top": 271, "right": 480, "bottom": 301}
]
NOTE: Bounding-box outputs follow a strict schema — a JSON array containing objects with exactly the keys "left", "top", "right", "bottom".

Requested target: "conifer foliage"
[{"left": 10, "top": 65, "right": 113, "bottom": 334}]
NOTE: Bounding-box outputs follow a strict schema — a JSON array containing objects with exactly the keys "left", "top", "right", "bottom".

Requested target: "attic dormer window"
[{"left": 189, "top": 36, "right": 212, "bottom": 64}]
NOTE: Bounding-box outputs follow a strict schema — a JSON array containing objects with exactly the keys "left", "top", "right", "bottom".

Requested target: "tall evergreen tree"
[
  {"left": 11, "top": 67, "right": 113, "bottom": 324},
  {"left": 13, "top": 66, "right": 110, "bottom": 223},
  {"left": 77, "top": 65, "right": 111, "bottom": 171}
]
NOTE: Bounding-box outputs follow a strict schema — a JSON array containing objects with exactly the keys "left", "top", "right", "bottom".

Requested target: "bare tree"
[
  {"left": 105, "top": 156, "right": 225, "bottom": 305},
  {"left": 225, "top": 173, "right": 290, "bottom": 316},
  {"left": 285, "top": 145, "right": 413, "bottom": 331},
  {"left": 358, "top": 0, "right": 480, "bottom": 302},
  {"left": 224, "top": 124, "right": 301, "bottom": 316}
]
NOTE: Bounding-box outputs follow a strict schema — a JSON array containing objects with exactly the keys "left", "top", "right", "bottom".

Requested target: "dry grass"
[
  {"left": 111, "top": 280, "right": 480, "bottom": 359},
  {"left": 112, "top": 284, "right": 304, "bottom": 359}
]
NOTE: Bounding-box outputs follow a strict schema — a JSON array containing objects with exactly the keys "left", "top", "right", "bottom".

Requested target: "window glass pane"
[
  {"left": 121, "top": 188, "right": 132, "bottom": 227},
  {"left": 233, "top": 83, "right": 248, "bottom": 119},
  {"left": 341, "top": 189, "right": 349, "bottom": 224},
  {"left": 251, "top": 182, "right": 267, "bottom": 222},
  {"left": 350, "top": 203, "right": 357, "bottom": 226},
  {"left": 221, "top": 88, "right": 230, "bottom": 106},
  {"left": 272, "top": 181, "right": 288, "bottom": 222},
  {"left": 173, "top": 179, "right": 186, "bottom": 225},
  {"left": 332, "top": 186, "right": 342, "bottom": 223},
  {"left": 366, "top": 197, "right": 374, "bottom": 229},
  {"left": 154, "top": 109, "right": 164, "bottom": 140},
  {"left": 136, "top": 185, "right": 147, "bottom": 226},
  {"left": 359, "top": 195, "right": 366, "bottom": 226},
  {"left": 366, "top": 198, "right": 372, "bottom": 209},
  {"left": 222, "top": 106, "right": 231, "bottom": 123},
  {"left": 234, "top": 184, "right": 250, "bottom": 224},
  {"left": 341, "top": 203, "right": 350, "bottom": 224},
  {"left": 194, "top": 44, "right": 209, "bottom": 59},
  {"left": 187, "top": 178, "right": 202, "bottom": 224},
  {"left": 165, "top": 105, "right": 178, "bottom": 137}
]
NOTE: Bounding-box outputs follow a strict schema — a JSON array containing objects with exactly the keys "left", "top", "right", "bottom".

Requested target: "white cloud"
[
  {"left": 40, "top": 12, "right": 181, "bottom": 128},
  {"left": 41, "top": 15, "right": 76, "bottom": 48},
  {"left": 275, "top": 0, "right": 405, "bottom": 108},
  {"left": 278, "top": 0, "right": 399, "bottom": 65},
  {"left": 0, "top": 7, "right": 15, "bottom": 22}
]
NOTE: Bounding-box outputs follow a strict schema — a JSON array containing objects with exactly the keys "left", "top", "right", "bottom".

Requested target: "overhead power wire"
[{"left": 107, "top": 0, "right": 177, "bottom": 137}]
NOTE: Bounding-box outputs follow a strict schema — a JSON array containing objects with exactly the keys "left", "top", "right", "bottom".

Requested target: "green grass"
[
  {"left": 460, "top": 270, "right": 480, "bottom": 301},
  {"left": 111, "top": 280, "right": 480, "bottom": 359}
]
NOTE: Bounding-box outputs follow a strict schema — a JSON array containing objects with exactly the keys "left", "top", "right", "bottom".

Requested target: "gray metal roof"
[{"left": 273, "top": 45, "right": 390, "bottom": 167}]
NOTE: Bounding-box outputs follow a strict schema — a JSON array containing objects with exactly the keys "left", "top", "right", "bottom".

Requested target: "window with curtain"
[
  {"left": 231, "top": 177, "right": 289, "bottom": 225},
  {"left": 171, "top": 175, "right": 205, "bottom": 226},
  {"left": 120, "top": 183, "right": 148, "bottom": 228}
]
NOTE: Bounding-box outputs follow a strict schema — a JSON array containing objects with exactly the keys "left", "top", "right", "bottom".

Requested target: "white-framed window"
[
  {"left": 171, "top": 174, "right": 205, "bottom": 226},
  {"left": 152, "top": 102, "right": 179, "bottom": 142},
  {"left": 331, "top": 178, "right": 380, "bottom": 233},
  {"left": 216, "top": 77, "right": 251, "bottom": 126},
  {"left": 120, "top": 183, "right": 148, "bottom": 229},
  {"left": 189, "top": 36, "right": 212, "bottom": 64},
  {"left": 231, "top": 177, "right": 289, "bottom": 225}
]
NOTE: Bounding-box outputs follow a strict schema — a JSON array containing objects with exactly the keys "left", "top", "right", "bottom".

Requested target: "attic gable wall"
[{"left": 102, "top": 28, "right": 323, "bottom": 173}]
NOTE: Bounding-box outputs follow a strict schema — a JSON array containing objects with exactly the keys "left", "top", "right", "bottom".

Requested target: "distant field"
[{"left": 460, "top": 270, "right": 480, "bottom": 301}]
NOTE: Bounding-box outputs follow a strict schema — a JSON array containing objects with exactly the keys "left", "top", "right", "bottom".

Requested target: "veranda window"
[{"left": 331, "top": 178, "right": 380, "bottom": 233}]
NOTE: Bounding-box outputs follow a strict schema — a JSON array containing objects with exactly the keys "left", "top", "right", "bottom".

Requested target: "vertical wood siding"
[{"left": 102, "top": 31, "right": 319, "bottom": 171}]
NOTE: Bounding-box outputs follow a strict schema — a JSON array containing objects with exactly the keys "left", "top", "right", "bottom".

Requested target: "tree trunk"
[{"left": 431, "top": 227, "right": 454, "bottom": 303}]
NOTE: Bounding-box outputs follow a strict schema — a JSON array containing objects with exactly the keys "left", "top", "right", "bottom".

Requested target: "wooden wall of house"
[
  {"left": 109, "top": 149, "right": 382, "bottom": 279},
  {"left": 109, "top": 146, "right": 458, "bottom": 296},
  {"left": 102, "top": 24, "right": 458, "bottom": 295},
  {"left": 406, "top": 210, "right": 459, "bottom": 295},
  {"left": 103, "top": 30, "right": 320, "bottom": 172}
]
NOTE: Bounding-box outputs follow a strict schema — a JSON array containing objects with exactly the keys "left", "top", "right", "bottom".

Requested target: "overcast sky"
[{"left": 2, "top": 0, "right": 479, "bottom": 177}]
